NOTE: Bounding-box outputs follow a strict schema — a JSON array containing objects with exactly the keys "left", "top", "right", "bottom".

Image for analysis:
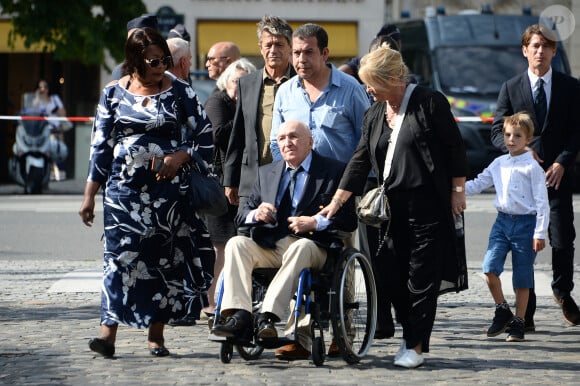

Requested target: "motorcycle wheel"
[{"left": 25, "top": 166, "right": 44, "bottom": 194}]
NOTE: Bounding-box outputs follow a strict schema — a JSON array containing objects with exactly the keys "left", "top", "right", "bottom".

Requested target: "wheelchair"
[{"left": 208, "top": 239, "right": 378, "bottom": 367}]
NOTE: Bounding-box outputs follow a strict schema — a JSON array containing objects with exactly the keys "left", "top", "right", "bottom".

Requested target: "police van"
[{"left": 396, "top": 11, "right": 572, "bottom": 179}]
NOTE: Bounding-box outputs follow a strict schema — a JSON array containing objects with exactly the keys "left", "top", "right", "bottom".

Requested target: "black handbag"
[
  {"left": 172, "top": 79, "right": 228, "bottom": 217},
  {"left": 188, "top": 151, "right": 228, "bottom": 217}
]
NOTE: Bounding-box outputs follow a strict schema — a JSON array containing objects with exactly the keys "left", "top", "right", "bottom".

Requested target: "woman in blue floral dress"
[{"left": 79, "top": 28, "right": 214, "bottom": 357}]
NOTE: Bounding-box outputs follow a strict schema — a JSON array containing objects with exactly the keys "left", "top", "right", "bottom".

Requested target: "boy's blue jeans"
[{"left": 482, "top": 212, "right": 537, "bottom": 289}]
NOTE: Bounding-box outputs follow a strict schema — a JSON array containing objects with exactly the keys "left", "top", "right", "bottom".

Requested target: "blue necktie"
[
  {"left": 288, "top": 166, "right": 302, "bottom": 201},
  {"left": 534, "top": 78, "right": 547, "bottom": 130}
]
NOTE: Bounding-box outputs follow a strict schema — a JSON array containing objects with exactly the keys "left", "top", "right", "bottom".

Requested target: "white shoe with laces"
[
  {"left": 394, "top": 348, "right": 424, "bottom": 368},
  {"left": 394, "top": 339, "right": 406, "bottom": 361}
]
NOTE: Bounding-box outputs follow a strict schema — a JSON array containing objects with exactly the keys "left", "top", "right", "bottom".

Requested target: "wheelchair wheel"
[
  {"left": 330, "top": 248, "right": 377, "bottom": 364},
  {"left": 236, "top": 344, "right": 264, "bottom": 361},
  {"left": 219, "top": 342, "right": 234, "bottom": 363}
]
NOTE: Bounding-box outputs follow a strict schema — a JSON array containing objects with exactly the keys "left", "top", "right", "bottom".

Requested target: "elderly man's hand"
[
  {"left": 254, "top": 202, "right": 277, "bottom": 223},
  {"left": 287, "top": 216, "right": 317, "bottom": 234}
]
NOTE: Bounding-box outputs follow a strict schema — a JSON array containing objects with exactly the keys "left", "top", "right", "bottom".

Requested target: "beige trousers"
[{"left": 221, "top": 235, "right": 327, "bottom": 328}]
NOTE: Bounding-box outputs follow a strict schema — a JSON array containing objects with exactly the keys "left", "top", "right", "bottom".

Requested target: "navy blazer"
[
  {"left": 223, "top": 65, "right": 296, "bottom": 197},
  {"left": 237, "top": 151, "right": 357, "bottom": 250},
  {"left": 491, "top": 70, "right": 580, "bottom": 186}
]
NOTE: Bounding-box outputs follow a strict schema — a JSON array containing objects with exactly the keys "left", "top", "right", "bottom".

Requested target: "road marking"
[
  {"left": 47, "top": 270, "right": 101, "bottom": 293},
  {"left": 47, "top": 269, "right": 555, "bottom": 297}
]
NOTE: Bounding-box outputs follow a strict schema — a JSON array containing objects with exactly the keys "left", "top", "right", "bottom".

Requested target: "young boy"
[{"left": 465, "top": 112, "right": 549, "bottom": 342}]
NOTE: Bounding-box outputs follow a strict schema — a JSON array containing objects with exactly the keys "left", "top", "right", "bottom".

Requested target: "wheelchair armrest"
[{"left": 326, "top": 230, "right": 352, "bottom": 241}]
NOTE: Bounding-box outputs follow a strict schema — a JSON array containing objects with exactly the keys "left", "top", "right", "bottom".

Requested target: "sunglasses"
[{"left": 144, "top": 56, "right": 172, "bottom": 68}]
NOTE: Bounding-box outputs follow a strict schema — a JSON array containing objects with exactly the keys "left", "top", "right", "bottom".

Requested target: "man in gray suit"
[{"left": 223, "top": 15, "right": 296, "bottom": 209}]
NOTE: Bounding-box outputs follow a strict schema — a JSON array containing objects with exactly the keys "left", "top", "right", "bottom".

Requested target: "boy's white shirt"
[{"left": 465, "top": 150, "right": 549, "bottom": 240}]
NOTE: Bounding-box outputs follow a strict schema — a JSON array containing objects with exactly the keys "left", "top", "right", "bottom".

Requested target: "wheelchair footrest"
[{"left": 256, "top": 337, "right": 294, "bottom": 349}]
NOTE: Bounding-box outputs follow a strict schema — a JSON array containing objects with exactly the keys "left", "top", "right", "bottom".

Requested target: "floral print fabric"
[{"left": 88, "top": 78, "right": 215, "bottom": 328}]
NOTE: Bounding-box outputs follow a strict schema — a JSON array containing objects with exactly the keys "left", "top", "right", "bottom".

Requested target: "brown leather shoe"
[
  {"left": 275, "top": 343, "right": 310, "bottom": 361},
  {"left": 327, "top": 339, "right": 340, "bottom": 357},
  {"left": 554, "top": 294, "right": 580, "bottom": 326}
]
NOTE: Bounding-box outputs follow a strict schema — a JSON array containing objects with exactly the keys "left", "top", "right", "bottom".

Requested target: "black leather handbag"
[{"left": 188, "top": 150, "right": 228, "bottom": 217}]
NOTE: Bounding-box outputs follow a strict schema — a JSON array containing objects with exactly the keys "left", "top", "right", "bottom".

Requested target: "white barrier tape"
[
  {"left": 454, "top": 116, "right": 493, "bottom": 123},
  {"left": 0, "top": 115, "right": 93, "bottom": 122},
  {"left": 0, "top": 115, "right": 492, "bottom": 124}
]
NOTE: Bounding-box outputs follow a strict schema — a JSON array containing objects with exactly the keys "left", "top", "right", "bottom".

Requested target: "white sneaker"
[
  {"left": 394, "top": 339, "right": 406, "bottom": 361},
  {"left": 394, "top": 349, "right": 424, "bottom": 368}
]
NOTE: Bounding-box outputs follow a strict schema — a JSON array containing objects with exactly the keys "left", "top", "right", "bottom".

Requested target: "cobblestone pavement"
[
  {"left": 1, "top": 258, "right": 579, "bottom": 385},
  {"left": 1, "top": 180, "right": 579, "bottom": 384}
]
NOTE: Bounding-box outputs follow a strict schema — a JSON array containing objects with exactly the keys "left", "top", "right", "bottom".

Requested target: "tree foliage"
[{"left": 0, "top": 0, "right": 147, "bottom": 67}]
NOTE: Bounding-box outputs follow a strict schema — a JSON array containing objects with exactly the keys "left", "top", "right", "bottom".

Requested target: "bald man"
[
  {"left": 211, "top": 120, "right": 357, "bottom": 360},
  {"left": 205, "top": 41, "right": 241, "bottom": 80}
]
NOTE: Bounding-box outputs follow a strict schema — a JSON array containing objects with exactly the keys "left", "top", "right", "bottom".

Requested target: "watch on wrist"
[{"left": 452, "top": 186, "right": 464, "bottom": 193}]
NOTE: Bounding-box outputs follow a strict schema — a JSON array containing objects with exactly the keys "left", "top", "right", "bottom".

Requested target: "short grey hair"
[
  {"left": 257, "top": 15, "right": 293, "bottom": 46},
  {"left": 166, "top": 37, "right": 190, "bottom": 62},
  {"left": 216, "top": 58, "right": 257, "bottom": 91}
]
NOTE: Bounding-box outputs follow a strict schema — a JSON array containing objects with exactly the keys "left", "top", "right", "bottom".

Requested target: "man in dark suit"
[
  {"left": 223, "top": 15, "right": 296, "bottom": 209},
  {"left": 491, "top": 24, "right": 580, "bottom": 328},
  {"left": 211, "top": 120, "right": 357, "bottom": 360}
]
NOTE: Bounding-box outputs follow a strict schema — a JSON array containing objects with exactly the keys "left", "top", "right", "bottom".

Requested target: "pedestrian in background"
[
  {"left": 166, "top": 37, "right": 193, "bottom": 83},
  {"left": 32, "top": 79, "right": 69, "bottom": 181},
  {"left": 491, "top": 23, "right": 580, "bottom": 328},
  {"left": 467, "top": 112, "right": 549, "bottom": 342},
  {"left": 223, "top": 15, "right": 295, "bottom": 209},
  {"left": 205, "top": 41, "right": 241, "bottom": 81},
  {"left": 203, "top": 57, "right": 257, "bottom": 315}
]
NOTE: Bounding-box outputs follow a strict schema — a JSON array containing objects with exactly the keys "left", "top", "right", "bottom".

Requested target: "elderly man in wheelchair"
[{"left": 211, "top": 120, "right": 370, "bottom": 362}]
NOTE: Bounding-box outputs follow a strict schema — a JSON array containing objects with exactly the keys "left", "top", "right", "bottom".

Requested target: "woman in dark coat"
[{"left": 321, "top": 44, "right": 468, "bottom": 368}]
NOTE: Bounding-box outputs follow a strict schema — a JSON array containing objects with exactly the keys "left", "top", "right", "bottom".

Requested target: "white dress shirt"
[{"left": 466, "top": 151, "right": 549, "bottom": 239}]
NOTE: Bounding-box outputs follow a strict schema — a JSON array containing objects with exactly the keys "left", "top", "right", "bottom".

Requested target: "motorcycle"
[{"left": 8, "top": 112, "right": 53, "bottom": 194}]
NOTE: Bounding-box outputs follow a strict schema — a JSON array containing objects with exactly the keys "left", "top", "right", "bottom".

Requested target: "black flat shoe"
[
  {"left": 89, "top": 338, "right": 115, "bottom": 357},
  {"left": 150, "top": 346, "right": 170, "bottom": 357}
]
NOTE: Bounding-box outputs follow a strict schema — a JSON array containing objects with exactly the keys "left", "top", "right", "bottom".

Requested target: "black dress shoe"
[
  {"left": 256, "top": 320, "right": 277, "bottom": 339},
  {"left": 211, "top": 310, "right": 252, "bottom": 338},
  {"left": 168, "top": 316, "right": 197, "bottom": 326},
  {"left": 256, "top": 312, "right": 279, "bottom": 339},
  {"left": 89, "top": 338, "right": 115, "bottom": 357},
  {"left": 150, "top": 347, "right": 170, "bottom": 357},
  {"left": 555, "top": 295, "right": 580, "bottom": 326}
]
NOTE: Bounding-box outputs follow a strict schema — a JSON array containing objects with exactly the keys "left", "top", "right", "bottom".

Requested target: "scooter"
[{"left": 8, "top": 112, "right": 52, "bottom": 194}]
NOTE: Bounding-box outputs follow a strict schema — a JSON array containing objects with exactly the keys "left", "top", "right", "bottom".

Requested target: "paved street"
[{"left": 0, "top": 179, "right": 579, "bottom": 385}]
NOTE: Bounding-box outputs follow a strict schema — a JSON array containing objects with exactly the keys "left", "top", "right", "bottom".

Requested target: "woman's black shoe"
[
  {"left": 150, "top": 346, "right": 170, "bottom": 357},
  {"left": 89, "top": 338, "right": 115, "bottom": 357}
]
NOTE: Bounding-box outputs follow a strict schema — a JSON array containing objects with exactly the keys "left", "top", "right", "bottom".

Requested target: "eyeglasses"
[
  {"left": 206, "top": 56, "right": 229, "bottom": 64},
  {"left": 144, "top": 56, "right": 172, "bottom": 68}
]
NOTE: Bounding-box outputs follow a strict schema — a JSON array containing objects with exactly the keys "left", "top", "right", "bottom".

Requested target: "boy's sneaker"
[
  {"left": 506, "top": 318, "right": 525, "bottom": 342},
  {"left": 487, "top": 307, "right": 514, "bottom": 337}
]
